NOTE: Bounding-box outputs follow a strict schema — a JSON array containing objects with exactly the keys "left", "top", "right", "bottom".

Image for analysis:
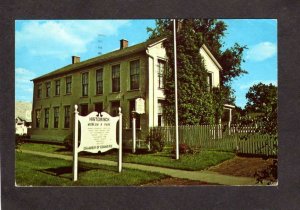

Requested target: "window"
[
  {"left": 110, "top": 101, "right": 120, "bottom": 117},
  {"left": 130, "top": 60, "right": 139, "bottom": 90},
  {"left": 158, "top": 60, "right": 166, "bottom": 89},
  {"left": 37, "top": 84, "right": 42, "bottom": 99},
  {"left": 207, "top": 72, "right": 213, "bottom": 92},
  {"left": 64, "top": 106, "right": 70, "bottom": 128},
  {"left": 96, "top": 69, "right": 103, "bottom": 95},
  {"left": 53, "top": 107, "right": 59, "bottom": 128},
  {"left": 45, "top": 82, "right": 51, "bottom": 97},
  {"left": 44, "top": 108, "right": 49, "bottom": 128},
  {"left": 55, "top": 80, "right": 60, "bottom": 96},
  {"left": 66, "top": 76, "right": 72, "bottom": 94},
  {"left": 94, "top": 103, "right": 103, "bottom": 113},
  {"left": 82, "top": 72, "right": 89, "bottom": 96},
  {"left": 158, "top": 100, "right": 164, "bottom": 127},
  {"left": 35, "top": 110, "right": 41, "bottom": 128},
  {"left": 112, "top": 65, "right": 120, "bottom": 92},
  {"left": 129, "top": 100, "right": 140, "bottom": 128},
  {"left": 80, "top": 104, "right": 88, "bottom": 116}
]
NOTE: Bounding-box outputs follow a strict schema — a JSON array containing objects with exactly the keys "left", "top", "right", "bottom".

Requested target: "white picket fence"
[{"left": 149, "top": 124, "right": 277, "bottom": 156}]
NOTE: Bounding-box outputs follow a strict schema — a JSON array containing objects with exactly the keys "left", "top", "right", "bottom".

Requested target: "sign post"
[
  {"left": 132, "top": 111, "right": 136, "bottom": 153},
  {"left": 131, "top": 98, "right": 145, "bottom": 153},
  {"left": 73, "top": 105, "right": 79, "bottom": 181},
  {"left": 73, "top": 105, "right": 123, "bottom": 181},
  {"left": 118, "top": 107, "right": 122, "bottom": 173}
]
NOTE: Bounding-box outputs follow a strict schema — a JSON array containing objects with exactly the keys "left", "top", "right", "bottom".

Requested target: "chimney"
[
  {"left": 120, "top": 39, "right": 128, "bottom": 49},
  {"left": 72, "top": 56, "right": 80, "bottom": 64}
]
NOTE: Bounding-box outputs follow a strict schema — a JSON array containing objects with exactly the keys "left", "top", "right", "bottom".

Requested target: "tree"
[
  {"left": 245, "top": 82, "right": 277, "bottom": 135},
  {"left": 245, "top": 83, "right": 277, "bottom": 113},
  {"left": 147, "top": 19, "right": 247, "bottom": 125}
]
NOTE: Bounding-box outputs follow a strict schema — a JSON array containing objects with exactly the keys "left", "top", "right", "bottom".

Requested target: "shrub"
[
  {"left": 16, "top": 134, "right": 25, "bottom": 149},
  {"left": 172, "top": 143, "right": 193, "bottom": 155},
  {"left": 146, "top": 129, "right": 164, "bottom": 152},
  {"left": 63, "top": 133, "right": 74, "bottom": 151}
]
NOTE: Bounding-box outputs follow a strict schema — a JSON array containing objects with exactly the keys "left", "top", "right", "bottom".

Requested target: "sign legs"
[
  {"left": 73, "top": 105, "right": 79, "bottom": 181},
  {"left": 118, "top": 107, "right": 123, "bottom": 173}
]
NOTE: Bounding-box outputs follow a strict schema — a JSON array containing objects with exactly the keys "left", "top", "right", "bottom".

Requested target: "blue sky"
[{"left": 15, "top": 19, "right": 277, "bottom": 108}]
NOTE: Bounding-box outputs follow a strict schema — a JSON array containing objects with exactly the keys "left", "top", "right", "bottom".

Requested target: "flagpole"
[{"left": 173, "top": 19, "right": 179, "bottom": 160}]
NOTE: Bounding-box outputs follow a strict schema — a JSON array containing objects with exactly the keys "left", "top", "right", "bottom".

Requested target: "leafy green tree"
[
  {"left": 147, "top": 19, "right": 247, "bottom": 125},
  {"left": 245, "top": 82, "right": 277, "bottom": 135}
]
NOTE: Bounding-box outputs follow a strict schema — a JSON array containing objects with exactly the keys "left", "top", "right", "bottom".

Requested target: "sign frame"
[{"left": 73, "top": 105, "right": 123, "bottom": 181}]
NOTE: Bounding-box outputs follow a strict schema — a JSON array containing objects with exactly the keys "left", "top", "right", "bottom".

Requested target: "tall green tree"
[
  {"left": 245, "top": 83, "right": 277, "bottom": 135},
  {"left": 147, "top": 19, "right": 247, "bottom": 125}
]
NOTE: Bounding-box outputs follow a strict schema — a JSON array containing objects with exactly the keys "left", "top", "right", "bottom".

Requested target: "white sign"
[
  {"left": 73, "top": 105, "right": 123, "bottom": 181},
  {"left": 135, "top": 98, "right": 145, "bottom": 114},
  {"left": 77, "top": 111, "right": 119, "bottom": 153}
]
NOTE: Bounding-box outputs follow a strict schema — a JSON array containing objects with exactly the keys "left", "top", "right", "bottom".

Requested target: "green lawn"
[
  {"left": 16, "top": 152, "right": 167, "bottom": 186},
  {"left": 19, "top": 143, "right": 235, "bottom": 171}
]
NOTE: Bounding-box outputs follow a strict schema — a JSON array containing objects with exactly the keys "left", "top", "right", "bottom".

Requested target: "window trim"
[
  {"left": 130, "top": 60, "right": 140, "bottom": 90},
  {"left": 96, "top": 69, "right": 103, "bottom": 95},
  {"left": 82, "top": 72, "right": 89, "bottom": 96},
  {"left": 45, "top": 81, "right": 51, "bottom": 98},
  {"left": 44, "top": 108, "right": 49, "bottom": 128},
  {"left": 64, "top": 105, "right": 71, "bottom": 128},
  {"left": 36, "top": 84, "right": 42, "bottom": 99},
  {"left": 112, "top": 64, "right": 120, "bottom": 93},
  {"left": 53, "top": 107, "right": 59, "bottom": 128},
  {"left": 35, "top": 109, "right": 41, "bottom": 128},
  {"left": 65, "top": 76, "right": 72, "bottom": 95},
  {"left": 55, "top": 80, "right": 60, "bottom": 96},
  {"left": 157, "top": 59, "right": 166, "bottom": 89}
]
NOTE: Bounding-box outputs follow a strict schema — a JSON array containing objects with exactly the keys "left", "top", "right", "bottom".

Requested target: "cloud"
[
  {"left": 246, "top": 42, "right": 277, "bottom": 61},
  {"left": 15, "top": 67, "right": 36, "bottom": 98},
  {"left": 16, "top": 20, "right": 130, "bottom": 59},
  {"left": 239, "top": 80, "right": 277, "bottom": 90}
]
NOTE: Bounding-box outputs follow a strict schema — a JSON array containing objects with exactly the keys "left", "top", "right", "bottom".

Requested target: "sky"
[{"left": 15, "top": 19, "right": 277, "bottom": 108}]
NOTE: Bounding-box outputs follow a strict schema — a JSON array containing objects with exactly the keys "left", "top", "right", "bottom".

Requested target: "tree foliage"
[
  {"left": 147, "top": 19, "right": 247, "bottom": 125},
  {"left": 245, "top": 83, "right": 277, "bottom": 135}
]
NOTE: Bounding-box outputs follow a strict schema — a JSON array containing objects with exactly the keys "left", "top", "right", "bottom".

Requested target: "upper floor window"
[
  {"left": 82, "top": 72, "right": 89, "bottom": 96},
  {"left": 130, "top": 60, "right": 140, "bottom": 90},
  {"left": 64, "top": 106, "right": 70, "bottom": 128},
  {"left": 53, "top": 107, "right": 59, "bottom": 128},
  {"left": 207, "top": 72, "right": 213, "bottom": 92},
  {"left": 37, "top": 84, "right": 42, "bottom": 99},
  {"left": 44, "top": 108, "right": 49, "bottom": 128},
  {"left": 55, "top": 80, "right": 60, "bottom": 96},
  {"left": 96, "top": 69, "right": 103, "bottom": 95},
  {"left": 158, "top": 60, "right": 166, "bottom": 89},
  {"left": 112, "top": 65, "right": 120, "bottom": 92},
  {"left": 45, "top": 82, "right": 51, "bottom": 97},
  {"left": 66, "top": 76, "right": 72, "bottom": 94},
  {"left": 35, "top": 109, "right": 41, "bottom": 128}
]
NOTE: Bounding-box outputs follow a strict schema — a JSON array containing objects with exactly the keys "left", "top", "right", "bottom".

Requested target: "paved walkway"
[{"left": 20, "top": 149, "right": 259, "bottom": 186}]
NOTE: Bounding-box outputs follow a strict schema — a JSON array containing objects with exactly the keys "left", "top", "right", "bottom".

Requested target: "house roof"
[
  {"left": 201, "top": 44, "right": 223, "bottom": 71},
  {"left": 32, "top": 37, "right": 222, "bottom": 82},
  {"left": 32, "top": 37, "right": 164, "bottom": 82}
]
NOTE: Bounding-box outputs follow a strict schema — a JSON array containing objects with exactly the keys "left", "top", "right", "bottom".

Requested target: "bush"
[
  {"left": 16, "top": 134, "right": 26, "bottom": 149},
  {"left": 146, "top": 129, "right": 164, "bottom": 152},
  {"left": 63, "top": 133, "right": 74, "bottom": 151},
  {"left": 172, "top": 143, "right": 193, "bottom": 155}
]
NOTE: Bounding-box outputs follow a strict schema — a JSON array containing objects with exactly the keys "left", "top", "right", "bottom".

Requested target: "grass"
[
  {"left": 19, "top": 143, "right": 235, "bottom": 171},
  {"left": 16, "top": 152, "right": 167, "bottom": 186}
]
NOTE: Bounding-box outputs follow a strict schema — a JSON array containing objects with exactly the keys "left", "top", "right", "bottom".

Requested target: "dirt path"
[{"left": 208, "top": 156, "right": 276, "bottom": 178}]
